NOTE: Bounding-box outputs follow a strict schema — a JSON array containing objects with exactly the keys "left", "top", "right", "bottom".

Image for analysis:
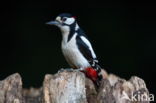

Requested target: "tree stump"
[{"left": 0, "top": 69, "right": 150, "bottom": 103}]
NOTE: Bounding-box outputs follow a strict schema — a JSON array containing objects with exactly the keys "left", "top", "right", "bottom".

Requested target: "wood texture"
[{"left": 0, "top": 69, "right": 149, "bottom": 103}]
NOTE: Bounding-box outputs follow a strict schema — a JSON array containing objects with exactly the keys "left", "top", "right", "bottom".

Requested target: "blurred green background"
[{"left": 0, "top": 1, "right": 155, "bottom": 95}]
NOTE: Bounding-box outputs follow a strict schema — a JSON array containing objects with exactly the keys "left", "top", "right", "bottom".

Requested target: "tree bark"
[{"left": 0, "top": 69, "right": 149, "bottom": 103}]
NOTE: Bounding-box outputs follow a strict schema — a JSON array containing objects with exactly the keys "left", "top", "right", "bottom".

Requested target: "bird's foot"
[
  {"left": 58, "top": 68, "right": 85, "bottom": 73},
  {"left": 58, "top": 68, "right": 75, "bottom": 73}
]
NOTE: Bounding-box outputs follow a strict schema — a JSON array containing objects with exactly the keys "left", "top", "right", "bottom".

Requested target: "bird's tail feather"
[{"left": 92, "top": 63, "right": 103, "bottom": 81}]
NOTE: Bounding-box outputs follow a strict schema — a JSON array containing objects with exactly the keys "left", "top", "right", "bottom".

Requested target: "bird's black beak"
[{"left": 46, "top": 20, "right": 60, "bottom": 26}]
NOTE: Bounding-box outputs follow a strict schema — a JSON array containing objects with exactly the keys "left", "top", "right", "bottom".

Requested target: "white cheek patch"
[
  {"left": 64, "top": 18, "right": 75, "bottom": 25},
  {"left": 56, "top": 16, "right": 62, "bottom": 22},
  {"left": 80, "top": 36, "right": 96, "bottom": 58}
]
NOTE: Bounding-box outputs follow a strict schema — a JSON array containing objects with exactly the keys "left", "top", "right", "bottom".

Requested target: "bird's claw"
[
  {"left": 57, "top": 68, "right": 65, "bottom": 73},
  {"left": 58, "top": 68, "right": 75, "bottom": 73},
  {"left": 58, "top": 68, "right": 84, "bottom": 73}
]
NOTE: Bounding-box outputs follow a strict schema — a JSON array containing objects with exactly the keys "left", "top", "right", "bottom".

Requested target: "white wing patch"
[{"left": 80, "top": 36, "right": 97, "bottom": 58}]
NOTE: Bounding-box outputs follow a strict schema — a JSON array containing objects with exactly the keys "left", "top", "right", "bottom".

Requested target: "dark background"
[{"left": 0, "top": 1, "right": 155, "bottom": 96}]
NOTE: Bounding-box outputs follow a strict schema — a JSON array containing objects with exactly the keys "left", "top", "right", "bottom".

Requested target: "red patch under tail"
[{"left": 85, "top": 67, "right": 98, "bottom": 82}]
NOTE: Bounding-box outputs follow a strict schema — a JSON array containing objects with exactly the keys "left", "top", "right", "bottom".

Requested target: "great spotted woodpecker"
[{"left": 46, "top": 13, "right": 103, "bottom": 85}]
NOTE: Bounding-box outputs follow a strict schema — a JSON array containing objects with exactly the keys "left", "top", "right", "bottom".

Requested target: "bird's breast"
[{"left": 61, "top": 36, "right": 90, "bottom": 69}]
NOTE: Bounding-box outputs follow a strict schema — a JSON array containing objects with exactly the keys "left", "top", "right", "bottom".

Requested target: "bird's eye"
[{"left": 62, "top": 17, "right": 67, "bottom": 21}]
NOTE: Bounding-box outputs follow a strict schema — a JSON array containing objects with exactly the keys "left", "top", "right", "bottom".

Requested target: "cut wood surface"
[{"left": 0, "top": 69, "right": 149, "bottom": 103}]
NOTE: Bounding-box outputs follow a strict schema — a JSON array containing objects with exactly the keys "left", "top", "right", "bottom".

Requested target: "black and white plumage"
[{"left": 46, "top": 13, "right": 102, "bottom": 78}]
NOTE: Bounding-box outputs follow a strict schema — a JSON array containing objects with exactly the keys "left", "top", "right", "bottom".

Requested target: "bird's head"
[{"left": 46, "top": 13, "right": 77, "bottom": 33}]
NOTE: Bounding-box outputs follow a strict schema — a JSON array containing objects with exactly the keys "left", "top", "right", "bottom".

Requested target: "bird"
[{"left": 46, "top": 13, "right": 103, "bottom": 86}]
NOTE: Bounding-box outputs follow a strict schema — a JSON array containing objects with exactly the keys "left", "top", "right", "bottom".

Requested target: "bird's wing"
[{"left": 76, "top": 35, "right": 97, "bottom": 64}]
